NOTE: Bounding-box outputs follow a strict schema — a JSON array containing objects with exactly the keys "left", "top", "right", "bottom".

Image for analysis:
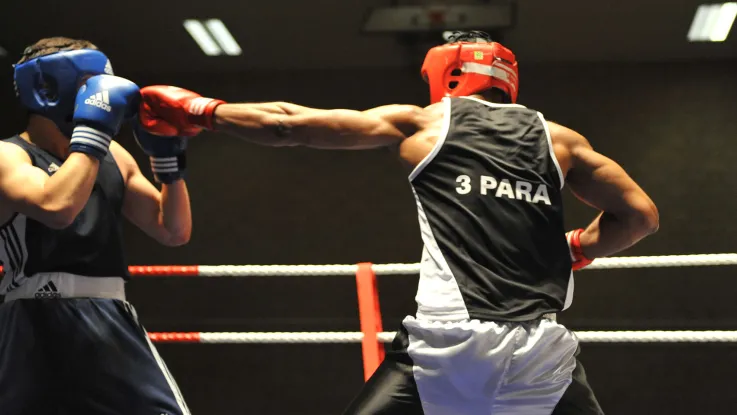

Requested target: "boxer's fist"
[
  {"left": 139, "top": 85, "right": 225, "bottom": 136},
  {"left": 71, "top": 75, "right": 140, "bottom": 160},
  {"left": 132, "top": 120, "right": 187, "bottom": 184},
  {"left": 566, "top": 228, "right": 593, "bottom": 271}
]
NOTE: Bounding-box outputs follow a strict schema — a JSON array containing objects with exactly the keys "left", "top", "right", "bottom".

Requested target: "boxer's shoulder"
[
  {"left": 546, "top": 122, "right": 591, "bottom": 153},
  {"left": 0, "top": 140, "right": 33, "bottom": 167},
  {"left": 364, "top": 104, "right": 427, "bottom": 136},
  {"left": 423, "top": 101, "right": 444, "bottom": 113},
  {"left": 0, "top": 141, "right": 34, "bottom": 221}
]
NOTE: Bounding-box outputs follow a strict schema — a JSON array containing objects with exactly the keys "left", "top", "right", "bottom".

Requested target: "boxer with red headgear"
[
  {"left": 139, "top": 31, "right": 658, "bottom": 414},
  {"left": 421, "top": 31, "right": 519, "bottom": 104}
]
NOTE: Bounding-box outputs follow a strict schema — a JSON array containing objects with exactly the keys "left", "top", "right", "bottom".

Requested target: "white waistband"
[
  {"left": 3, "top": 273, "right": 126, "bottom": 302},
  {"left": 413, "top": 312, "right": 558, "bottom": 323}
]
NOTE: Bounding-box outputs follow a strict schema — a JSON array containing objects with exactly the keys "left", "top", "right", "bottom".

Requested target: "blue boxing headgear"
[{"left": 14, "top": 49, "right": 113, "bottom": 137}]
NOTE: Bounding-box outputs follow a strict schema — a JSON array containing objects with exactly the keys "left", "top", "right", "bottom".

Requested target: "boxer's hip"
[
  {"left": 2, "top": 272, "right": 125, "bottom": 302},
  {"left": 402, "top": 315, "right": 579, "bottom": 414},
  {"left": 0, "top": 275, "right": 132, "bottom": 353},
  {"left": 0, "top": 281, "right": 188, "bottom": 415}
]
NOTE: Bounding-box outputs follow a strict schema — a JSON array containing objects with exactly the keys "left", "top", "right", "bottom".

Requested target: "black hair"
[
  {"left": 444, "top": 31, "right": 512, "bottom": 104},
  {"left": 17, "top": 37, "right": 98, "bottom": 65},
  {"left": 445, "top": 30, "right": 494, "bottom": 44}
]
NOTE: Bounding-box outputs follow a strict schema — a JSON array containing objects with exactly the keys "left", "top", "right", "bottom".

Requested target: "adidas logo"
[
  {"left": 35, "top": 281, "right": 61, "bottom": 299},
  {"left": 47, "top": 163, "right": 59, "bottom": 173},
  {"left": 84, "top": 90, "right": 112, "bottom": 112}
]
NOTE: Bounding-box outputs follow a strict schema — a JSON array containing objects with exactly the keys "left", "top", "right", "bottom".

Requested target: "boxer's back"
[
  {"left": 408, "top": 96, "right": 571, "bottom": 322},
  {"left": 0, "top": 136, "right": 128, "bottom": 294}
]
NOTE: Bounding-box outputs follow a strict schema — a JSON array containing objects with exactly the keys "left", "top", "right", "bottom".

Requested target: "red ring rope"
[
  {"left": 148, "top": 332, "right": 202, "bottom": 343},
  {"left": 0, "top": 265, "right": 200, "bottom": 276}
]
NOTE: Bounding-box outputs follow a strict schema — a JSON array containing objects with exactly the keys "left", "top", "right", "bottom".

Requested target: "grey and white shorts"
[{"left": 343, "top": 315, "right": 604, "bottom": 415}]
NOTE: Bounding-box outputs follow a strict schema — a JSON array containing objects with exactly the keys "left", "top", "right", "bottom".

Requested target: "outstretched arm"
[
  {"left": 212, "top": 102, "right": 419, "bottom": 150},
  {"left": 138, "top": 86, "right": 421, "bottom": 150}
]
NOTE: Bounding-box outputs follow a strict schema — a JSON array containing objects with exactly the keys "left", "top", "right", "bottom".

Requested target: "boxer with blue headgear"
[
  {"left": 0, "top": 37, "right": 194, "bottom": 414},
  {"left": 14, "top": 47, "right": 113, "bottom": 137}
]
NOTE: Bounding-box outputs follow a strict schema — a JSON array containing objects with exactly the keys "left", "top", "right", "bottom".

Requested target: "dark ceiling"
[{"left": 1, "top": 0, "right": 736, "bottom": 75}]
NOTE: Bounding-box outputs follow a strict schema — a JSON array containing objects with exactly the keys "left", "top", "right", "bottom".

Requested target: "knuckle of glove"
[
  {"left": 74, "top": 75, "right": 140, "bottom": 135},
  {"left": 140, "top": 85, "right": 205, "bottom": 133}
]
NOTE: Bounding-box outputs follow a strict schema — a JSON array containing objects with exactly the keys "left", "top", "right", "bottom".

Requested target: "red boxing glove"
[
  {"left": 566, "top": 228, "right": 594, "bottom": 271},
  {"left": 139, "top": 85, "right": 225, "bottom": 137}
]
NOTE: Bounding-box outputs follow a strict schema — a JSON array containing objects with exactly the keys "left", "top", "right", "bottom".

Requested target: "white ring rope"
[
  {"left": 198, "top": 264, "right": 359, "bottom": 277},
  {"left": 190, "top": 331, "right": 737, "bottom": 344},
  {"left": 160, "top": 255, "right": 737, "bottom": 346},
  {"left": 584, "top": 254, "right": 737, "bottom": 270},
  {"left": 196, "top": 253, "right": 737, "bottom": 276}
]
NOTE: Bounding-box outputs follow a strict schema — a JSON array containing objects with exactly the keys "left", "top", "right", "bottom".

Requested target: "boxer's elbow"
[
  {"left": 161, "top": 228, "right": 191, "bottom": 247},
  {"left": 642, "top": 202, "right": 660, "bottom": 235},
  {"left": 625, "top": 197, "right": 660, "bottom": 237},
  {"left": 160, "top": 234, "right": 189, "bottom": 247},
  {"left": 166, "top": 237, "right": 190, "bottom": 247},
  {"left": 42, "top": 214, "right": 76, "bottom": 230},
  {"left": 38, "top": 203, "right": 81, "bottom": 229}
]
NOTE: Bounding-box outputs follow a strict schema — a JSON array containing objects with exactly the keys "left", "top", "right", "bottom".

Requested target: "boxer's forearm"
[
  {"left": 213, "top": 103, "right": 301, "bottom": 147},
  {"left": 579, "top": 211, "right": 657, "bottom": 259},
  {"left": 212, "top": 103, "right": 405, "bottom": 149},
  {"left": 141, "top": 88, "right": 405, "bottom": 148},
  {"left": 159, "top": 180, "right": 192, "bottom": 246},
  {"left": 38, "top": 153, "right": 100, "bottom": 228}
]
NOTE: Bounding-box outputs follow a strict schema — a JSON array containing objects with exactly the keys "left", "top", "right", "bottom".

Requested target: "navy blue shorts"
[{"left": 0, "top": 298, "right": 190, "bottom": 415}]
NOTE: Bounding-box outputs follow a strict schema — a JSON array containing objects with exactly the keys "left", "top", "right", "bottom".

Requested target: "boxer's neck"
[
  {"left": 23, "top": 115, "right": 71, "bottom": 159},
  {"left": 470, "top": 90, "right": 510, "bottom": 104}
]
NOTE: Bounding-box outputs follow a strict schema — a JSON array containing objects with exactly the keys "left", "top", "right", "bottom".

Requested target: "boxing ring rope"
[
  {"left": 128, "top": 253, "right": 737, "bottom": 379},
  {"left": 147, "top": 330, "right": 737, "bottom": 344},
  {"left": 5, "top": 254, "right": 737, "bottom": 379},
  {"left": 128, "top": 253, "right": 737, "bottom": 277}
]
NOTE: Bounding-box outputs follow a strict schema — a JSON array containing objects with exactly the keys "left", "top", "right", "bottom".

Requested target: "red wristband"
[
  {"left": 566, "top": 228, "right": 593, "bottom": 270},
  {"left": 187, "top": 98, "right": 226, "bottom": 130}
]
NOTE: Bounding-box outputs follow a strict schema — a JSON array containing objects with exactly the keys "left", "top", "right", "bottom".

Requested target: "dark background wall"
[{"left": 1, "top": 60, "right": 737, "bottom": 414}]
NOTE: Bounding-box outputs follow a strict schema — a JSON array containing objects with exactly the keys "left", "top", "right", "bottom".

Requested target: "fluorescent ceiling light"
[
  {"left": 184, "top": 20, "right": 222, "bottom": 55},
  {"left": 183, "top": 19, "right": 242, "bottom": 56},
  {"left": 712, "top": 3, "right": 737, "bottom": 40},
  {"left": 688, "top": 3, "right": 737, "bottom": 42},
  {"left": 205, "top": 19, "right": 242, "bottom": 56}
]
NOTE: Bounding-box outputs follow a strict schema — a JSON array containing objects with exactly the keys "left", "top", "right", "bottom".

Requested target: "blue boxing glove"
[
  {"left": 70, "top": 75, "right": 140, "bottom": 160},
  {"left": 132, "top": 120, "right": 188, "bottom": 184}
]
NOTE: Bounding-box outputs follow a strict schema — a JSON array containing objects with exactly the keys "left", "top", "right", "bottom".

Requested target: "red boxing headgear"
[{"left": 421, "top": 32, "right": 519, "bottom": 104}]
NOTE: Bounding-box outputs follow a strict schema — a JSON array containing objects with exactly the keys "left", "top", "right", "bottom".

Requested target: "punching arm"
[
  {"left": 212, "top": 102, "right": 415, "bottom": 149},
  {"left": 138, "top": 86, "right": 418, "bottom": 150}
]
